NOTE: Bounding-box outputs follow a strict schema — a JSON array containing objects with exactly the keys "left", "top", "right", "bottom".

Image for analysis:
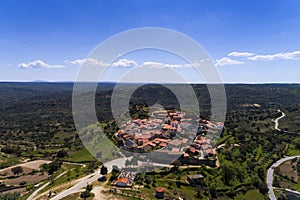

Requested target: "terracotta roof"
[
  {"left": 159, "top": 142, "right": 167, "bottom": 147},
  {"left": 123, "top": 134, "right": 131, "bottom": 139},
  {"left": 134, "top": 134, "right": 151, "bottom": 140},
  {"left": 184, "top": 153, "right": 190, "bottom": 157},
  {"left": 189, "top": 147, "right": 196, "bottom": 153},
  {"left": 156, "top": 187, "right": 165, "bottom": 193},
  {"left": 154, "top": 138, "right": 169, "bottom": 143},
  {"left": 116, "top": 177, "right": 128, "bottom": 184},
  {"left": 162, "top": 124, "right": 172, "bottom": 129},
  {"left": 141, "top": 141, "right": 156, "bottom": 148}
]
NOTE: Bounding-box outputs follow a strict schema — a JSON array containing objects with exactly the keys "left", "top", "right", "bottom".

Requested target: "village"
[
  {"left": 106, "top": 109, "right": 223, "bottom": 187},
  {"left": 113, "top": 109, "right": 221, "bottom": 166}
]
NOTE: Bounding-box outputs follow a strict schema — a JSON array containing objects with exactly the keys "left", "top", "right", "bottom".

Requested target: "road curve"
[
  {"left": 273, "top": 110, "right": 285, "bottom": 131},
  {"left": 267, "top": 155, "right": 300, "bottom": 200},
  {"left": 27, "top": 171, "right": 67, "bottom": 200},
  {"left": 50, "top": 157, "right": 128, "bottom": 200},
  {"left": 267, "top": 110, "right": 300, "bottom": 200}
]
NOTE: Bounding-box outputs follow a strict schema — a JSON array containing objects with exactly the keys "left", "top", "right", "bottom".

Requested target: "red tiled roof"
[
  {"left": 159, "top": 142, "right": 167, "bottom": 147},
  {"left": 134, "top": 134, "right": 151, "bottom": 140},
  {"left": 162, "top": 124, "right": 172, "bottom": 129},
  {"left": 156, "top": 187, "right": 165, "bottom": 193},
  {"left": 154, "top": 138, "right": 169, "bottom": 143},
  {"left": 189, "top": 147, "right": 196, "bottom": 153},
  {"left": 116, "top": 177, "right": 128, "bottom": 184},
  {"left": 141, "top": 141, "right": 156, "bottom": 148}
]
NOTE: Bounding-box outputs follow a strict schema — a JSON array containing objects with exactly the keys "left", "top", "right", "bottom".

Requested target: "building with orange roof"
[{"left": 155, "top": 187, "right": 165, "bottom": 199}]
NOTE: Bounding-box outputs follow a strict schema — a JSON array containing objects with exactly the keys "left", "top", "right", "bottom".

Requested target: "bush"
[
  {"left": 19, "top": 181, "right": 27, "bottom": 186},
  {"left": 80, "top": 190, "right": 90, "bottom": 198},
  {"left": 57, "top": 150, "right": 68, "bottom": 158},
  {"left": 26, "top": 184, "right": 34, "bottom": 191}
]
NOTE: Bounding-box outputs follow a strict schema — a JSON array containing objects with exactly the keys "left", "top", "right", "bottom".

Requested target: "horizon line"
[{"left": 1, "top": 80, "right": 300, "bottom": 85}]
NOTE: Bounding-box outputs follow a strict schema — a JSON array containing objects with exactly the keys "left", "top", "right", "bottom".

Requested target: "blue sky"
[{"left": 1, "top": 0, "right": 300, "bottom": 83}]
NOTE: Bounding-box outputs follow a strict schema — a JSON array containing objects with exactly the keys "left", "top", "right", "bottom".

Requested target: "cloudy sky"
[{"left": 1, "top": 0, "right": 300, "bottom": 83}]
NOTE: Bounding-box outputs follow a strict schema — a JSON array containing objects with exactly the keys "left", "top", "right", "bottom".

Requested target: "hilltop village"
[{"left": 112, "top": 110, "right": 223, "bottom": 167}]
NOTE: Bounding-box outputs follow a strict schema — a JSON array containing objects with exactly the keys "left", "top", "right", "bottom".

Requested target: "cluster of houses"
[
  {"left": 115, "top": 110, "right": 185, "bottom": 152},
  {"left": 114, "top": 110, "right": 222, "bottom": 167}
]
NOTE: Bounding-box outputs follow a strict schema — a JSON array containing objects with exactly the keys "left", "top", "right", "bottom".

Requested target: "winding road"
[
  {"left": 29, "top": 110, "right": 297, "bottom": 200},
  {"left": 27, "top": 171, "right": 67, "bottom": 200},
  {"left": 267, "top": 110, "right": 300, "bottom": 200},
  {"left": 50, "top": 157, "right": 128, "bottom": 200},
  {"left": 267, "top": 155, "right": 300, "bottom": 200},
  {"left": 273, "top": 110, "right": 285, "bottom": 131}
]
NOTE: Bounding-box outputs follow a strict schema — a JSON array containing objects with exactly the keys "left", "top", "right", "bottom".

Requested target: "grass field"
[
  {"left": 66, "top": 148, "right": 96, "bottom": 163},
  {"left": 234, "top": 190, "right": 265, "bottom": 200}
]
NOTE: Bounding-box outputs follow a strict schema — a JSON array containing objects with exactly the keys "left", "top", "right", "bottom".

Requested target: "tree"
[
  {"left": 152, "top": 176, "right": 156, "bottom": 187},
  {"left": 86, "top": 184, "right": 93, "bottom": 192},
  {"left": 80, "top": 190, "right": 90, "bottom": 199},
  {"left": 176, "top": 175, "right": 181, "bottom": 188},
  {"left": 257, "top": 166, "right": 265, "bottom": 181},
  {"left": 144, "top": 175, "right": 151, "bottom": 187},
  {"left": 167, "top": 180, "right": 173, "bottom": 189},
  {"left": 125, "top": 159, "right": 131, "bottom": 167},
  {"left": 112, "top": 165, "right": 120, "bottom": 172},
  {"left": 80, "top": 184, "right": 92, "bottom": 199},
  {"left": 56, "top": 150, "right": 68, "bottom": 158},
  {"left": 258, "top": 182, "right": 268, "bottom": 194},
  {"left": 46, "top": 160, "right": 62, "bottom": 175},
  {"left": 88, "top": 161, "right": 96, "bottom": 172},
  {"left": 100, "top": 165, "right": 108, "bottom": 175},
  {"left": 11, "top": 166, "right": 23, "bottom": 176},
  {"left": 221, "top": 161, "right": 236, "bottom": 185}
]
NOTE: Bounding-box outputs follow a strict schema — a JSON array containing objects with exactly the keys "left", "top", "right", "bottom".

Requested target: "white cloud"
[
  {"left": 228, "top": 52, "right": 255, "bottom": 57},
  {"left": 215, "top": 57, "right": 244, "bottom": 66},
  {"left": 67, "top": 58, "right": 137, "bottom": 68},
  {"left": 67, "top": 58, "right": 193, "bottom": 68},
  {"left": 66, "top": 58, "right": 107, "bottom": 66},
  {"left": 111, "top": 59, "right": 137, "bottom": 67},
  {"left": 248, "top": 51, "right": 300, "bottom": 61},
  {"left": 19, "top": 60, "right": 65, "bottom": 69},
  {"left": 142, "top": 61, "right": 188, "bottom": 68}
]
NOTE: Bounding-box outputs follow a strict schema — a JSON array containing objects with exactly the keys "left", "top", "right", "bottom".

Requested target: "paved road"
[
  {"left": 267, "top": 110, "right": 300, "bottom": 200},
  {"left": 27, "top": 171, "right": 67, "bottom": 200},
  {"left": 50, "top": 156, "right": 174, "bottom": 199},
  {"left": 267, "top": 155, "right": 300, "bottom": 200},
  {"left": 50, "top": 157, "right": 128, "bottom": 200},
  {"left": 273, "top": 110, "right": 285, "bottom": 131}
]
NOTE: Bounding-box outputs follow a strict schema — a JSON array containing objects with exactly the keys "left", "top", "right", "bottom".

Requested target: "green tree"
[
  {"left": 56, "top": 150, "right": 68, "bottom": 158},
  {"left": 144, "top": 175, "right": 151, "bottom": 187},
  {"left": 221, "top": 161, "right": 236, "bottom": 185},
  {"left": 11, "top": 166, "right": 23, "bottom": 176},
  {"left": 258, "top": 182, "right": 268, "bottom": 194},
  {"left": 257, "top": 166, "right": 265, "bottom": 181},
  {"left": 100, "top": 165, "right": 108, "bottom": 175}
]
